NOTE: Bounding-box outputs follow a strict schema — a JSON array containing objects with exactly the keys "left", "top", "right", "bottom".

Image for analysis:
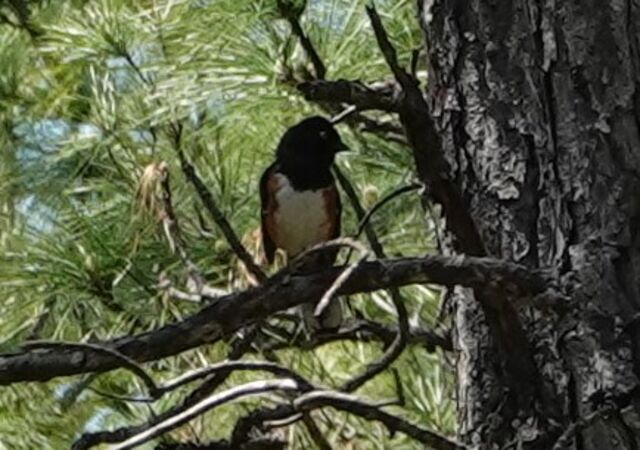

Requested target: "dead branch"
[
  {"left": 158, "top": 360, "right": 312, "bottom": 394},
  {"left": 363, "top": 4, "right": 482, "bottom": 255},
  {"left": 0, "top": 255, "right": 553, "bottom": 386},
  {"left": 307, "top": 238, "right": 370, "bottom": 319}
]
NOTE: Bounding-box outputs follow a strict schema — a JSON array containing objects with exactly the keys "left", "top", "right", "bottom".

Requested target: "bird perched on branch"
[{"left": 260, "top": 116, "right": 347, "bottom": 331}]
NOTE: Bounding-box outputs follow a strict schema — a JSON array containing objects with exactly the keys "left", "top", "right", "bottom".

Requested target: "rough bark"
[{"left": 420, "top": 0, "right": 640, "bottom": 448}]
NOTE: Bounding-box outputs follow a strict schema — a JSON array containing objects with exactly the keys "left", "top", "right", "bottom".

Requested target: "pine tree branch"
[
  {"left": 0, "top": 255, "right": 553, "bottom": 386},
  {"left": 363, "top": 5, "right": 482, "bottom": 255}
]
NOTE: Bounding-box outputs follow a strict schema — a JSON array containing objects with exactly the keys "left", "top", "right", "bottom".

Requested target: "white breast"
[{"left": 273, "top": 174, "right": 331, "bottom": 257}]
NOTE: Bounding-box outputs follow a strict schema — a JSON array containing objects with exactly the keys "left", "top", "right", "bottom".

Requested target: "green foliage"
[{"left": 0, "top": 0, "right": 453, "bottom": 448}]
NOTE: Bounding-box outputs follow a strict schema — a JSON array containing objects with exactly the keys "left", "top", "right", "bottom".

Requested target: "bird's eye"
[{"left": 319, "top": 130, "right": 327, "bottom": 139}]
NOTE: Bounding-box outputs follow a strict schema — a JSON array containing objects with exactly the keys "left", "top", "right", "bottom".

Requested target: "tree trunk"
[{"left": 420, "top": 0, "right": 640, "bottom": 448}]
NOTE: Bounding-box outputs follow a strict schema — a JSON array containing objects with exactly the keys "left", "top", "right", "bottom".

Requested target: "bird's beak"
[{"left": 336, "top": 141, "right": 349, "bottom": 153}]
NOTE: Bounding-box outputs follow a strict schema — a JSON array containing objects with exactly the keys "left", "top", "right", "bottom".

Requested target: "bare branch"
[
  {"left": 363, "top": 4, "right": 482, "bottom": 256},
  {"left": 111, "top": 379, "right": 300, "bottom": 450},
  {"left": 158, "top": 360, "right": 313, "bottom": 394},
  {"left": 1, "top": 256, "right": 554, "bottom": 386},
  {"left": 340, "top": 322, "right": 407, "bottom": 393},
  {"left": 330, "top": 105, "right": 358, "bottom": 124},
  {"left": 332, "top": 168, "right": 375, "bottom": 253},
  {"left": 309, "top": 238, "right": 370, "bottom": 319},
  {"left": 340, "top": 294, "right": 410, "bottom": 392},
  {"left": 363, "top": 3, "right": 543, "bottom": 398},
  {"left": 89, "top": 360, "right": 315, "bottom": 405},
  {"left": 293, "top": 390, "right": 465, "bottom": 450}
]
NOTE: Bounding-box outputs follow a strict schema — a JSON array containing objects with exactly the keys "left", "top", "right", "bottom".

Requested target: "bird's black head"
[
  {"left": 277, "top": 115, "right": 347, "bottom": 165},
  {"left": 274, "top": 116, "right": 347, "bottom": 189}
]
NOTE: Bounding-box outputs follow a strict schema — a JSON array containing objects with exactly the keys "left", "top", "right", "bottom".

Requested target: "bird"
[{"left": 259, "top": 116, "right": 347, "bottom": 331}]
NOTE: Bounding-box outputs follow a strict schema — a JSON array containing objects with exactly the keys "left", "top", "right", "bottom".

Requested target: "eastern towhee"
[{"left": 260, "top": 116, "right": 347, "bottom": 330}]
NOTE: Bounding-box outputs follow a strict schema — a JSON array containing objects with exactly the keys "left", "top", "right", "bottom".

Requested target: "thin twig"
[
  {"left": 90, "top": 360, "right": 314, "bottom": 405},
  {"left": 258, "top": 319, "right": 452, "bottom": 353},
  {"left": 307, "top": 238, "right": 370, "bottom": 319},
  {"left": 111, "top": 379, "right": 300, "bottom": 450},
  {"left": 364, "top": 6, "right": 413, "bottom": 89},
  {"left": 159, "top": 163, "right": 206, "bottom": 293},
  {"left": 277, "top": 0, "right": 326, "bottom": 79},
  {"left": 340, "top": 304, "right": 409, "bottom": 393},
  {"left": 72, "top": 326, "right": 260, "bottom": 450},
  {"left": 330, "top": 105, "right": 358, "bottom": 124},
  {"left": 173, "top": 134, "right": 267, "bottom": 284},
  {"left": 159, "top": 360, "right": 312, "bottom": 394},
  {"left": 332, "top": 167, "right": 383, "bottom": 256},
  {"left": 88, "top": 387, "right": 153, "bottom": 404},
  {"left": 354, "top": 182, "right": 422, "bottom": 239},
  {"left": 314, "top": 253, "right": 367, "bottom": 318}
]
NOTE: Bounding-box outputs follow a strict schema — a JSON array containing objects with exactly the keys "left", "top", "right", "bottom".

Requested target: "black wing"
[{"left": 259, "top": 163, "right": 278, "bottom": 265}]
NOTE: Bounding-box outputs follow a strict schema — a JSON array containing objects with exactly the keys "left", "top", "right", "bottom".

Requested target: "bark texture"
[{"left": 420, "top": 0, "right": 640, "bottom": 448}]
